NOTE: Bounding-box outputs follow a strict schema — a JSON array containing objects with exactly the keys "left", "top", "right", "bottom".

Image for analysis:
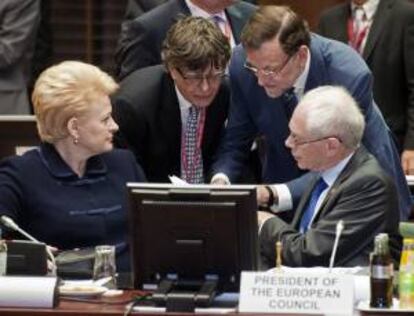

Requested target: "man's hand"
[
  {"left": 257, "top": 185, "right": 271, "bottom": 207},
  {"left": 402, "top": 149, "right": 414, "bottom": 175},
  {"left": 257, "top": 210, "right": 275, "bottom": 227},
  {"left": 210, "top": 173, "right": 231, "bottom": 185},
  {"left": 210, "top": 178, "right": 229, "bottom": 185}
]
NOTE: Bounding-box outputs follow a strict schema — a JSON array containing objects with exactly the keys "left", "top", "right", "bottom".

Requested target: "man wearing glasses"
[
  {"left": 112, "top": 17, "right": 230, "bottom": 183},
  {"left": 258, "top": 86, "right": 401, "bottom": 268},
  {"left": 211, "top": 5, "right": 411, "bottom": 221}
]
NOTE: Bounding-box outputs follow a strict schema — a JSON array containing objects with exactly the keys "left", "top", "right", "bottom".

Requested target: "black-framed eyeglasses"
[
  {"left": 288, "top": 134, "right": 343, "bottom": 147},
  {"left": 244, "top": 53, "right": 294, "bottom": 78},
  {"left": 176, "top": 68, "right": 226, "bottom": 86}
]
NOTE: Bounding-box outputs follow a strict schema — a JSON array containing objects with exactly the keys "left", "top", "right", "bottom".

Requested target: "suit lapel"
[
  {"left": 225, "top": 5, "right": 245, "bottom": 43},
  {"left": 334, "top": 4, "right": 351, "bottom": 43},
  {"left": 313, "top": 147, "right": 367, "bottom": 221},
  {"left": 160, "top": 73, "right": 182, "bottom": 167},
  {"left": 363, "top": 0, "right": 394, "bottom": 60}
]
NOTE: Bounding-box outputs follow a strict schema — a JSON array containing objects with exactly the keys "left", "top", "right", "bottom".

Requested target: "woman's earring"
[{"left": 73, "top": 136, "right": 79, "bottom": 145}]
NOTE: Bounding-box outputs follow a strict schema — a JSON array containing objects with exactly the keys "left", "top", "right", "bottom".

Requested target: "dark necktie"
[
  {"left": 181, "top": 106, "right": 204, "bottom": 184},
  {"left": 282, "top": 88, "right": 298, "bottom": 120},
  {"left": 299, "top": 177, "right": 328, "bottom": 233}
]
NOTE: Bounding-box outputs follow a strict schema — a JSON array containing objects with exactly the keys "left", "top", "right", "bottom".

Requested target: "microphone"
[
  {"left": 329, "top": 220, "right": 344, "bottom": 273},
  {"left": 0, "top": 215, "right": 56, "bottom": 268},
  {"left": 1, "top": 216, "right": 40, "bottom": 243}
]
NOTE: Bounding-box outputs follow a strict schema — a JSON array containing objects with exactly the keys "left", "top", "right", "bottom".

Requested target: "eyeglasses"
[
  {"left": 288, "top": 134, "right": 343, "bottom": 147},
  {"left": 244, "top": 53, "right": 294, "bottom": 78},
  {"left": 176, "top": 68, "right": 226, "bottom": 86}
]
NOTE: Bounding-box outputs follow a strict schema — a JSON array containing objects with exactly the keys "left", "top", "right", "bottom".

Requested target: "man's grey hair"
[{"left": 297, "top": 86, "right": 365, "bottom": 149}]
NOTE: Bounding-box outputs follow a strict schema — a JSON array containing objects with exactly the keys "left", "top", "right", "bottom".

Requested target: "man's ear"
[
  {"left": 169, "top": 66, "right": 178, "bottom": 81},
  {"left": 297, "top": 45, "right": 308, "bottom": 66},
  {"left": 326, "top": 137, "right": 342, "bottom": 157}
]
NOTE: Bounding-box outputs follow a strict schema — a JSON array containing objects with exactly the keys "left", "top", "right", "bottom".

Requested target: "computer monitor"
[
  {"left": 126, "top": 183, "right": 259, "bottom": 296},
  {"left": 0, "top": 115, "right": 40, "bottom": 159}
]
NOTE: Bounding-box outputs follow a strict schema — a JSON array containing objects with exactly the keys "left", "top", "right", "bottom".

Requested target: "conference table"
[{"left": 0, "top": 290, "right": 404, "bottom": 316}]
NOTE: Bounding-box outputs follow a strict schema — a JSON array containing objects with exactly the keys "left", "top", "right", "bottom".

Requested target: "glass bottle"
[
  {"left": 370, "top": 233, "right": 393, "bottom": 308},
  {"left": 399, "top": 238, "right": 414, "bottom": 309}
]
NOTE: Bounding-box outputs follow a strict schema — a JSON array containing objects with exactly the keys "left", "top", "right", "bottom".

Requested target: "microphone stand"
[
  {"left": 329, "top": 220, "right": 344, "bottom": 273},
  {"left": 0, "top": 215, "right": 56, "bottom": 273}
]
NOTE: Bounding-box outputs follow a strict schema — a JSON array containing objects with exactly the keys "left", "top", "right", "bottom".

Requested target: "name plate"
[{"left": 239, "top": 271, "right": 354, "bottom": 315}]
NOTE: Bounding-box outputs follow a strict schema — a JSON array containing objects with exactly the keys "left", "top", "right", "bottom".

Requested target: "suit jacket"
[
  {"left": 318, "top": 0, "right": 414, "bottom": 149},
  {"left": 259, "top": 147, "right": 401, "bottom": 269},
  {"left": 115, "top": 0, "right": 256, "bottom": 79},
  {"left": 124, "top": 0, "right": 167, "bottom": 20},
  {"left": 112, "top": 65, "right": 229, "bottom": 183},
  {"left": 0, "top": 0, "right": 40, "bottom": 114},
  {"left": 212, "top": 33, "right": 412, "bottom": 220}
]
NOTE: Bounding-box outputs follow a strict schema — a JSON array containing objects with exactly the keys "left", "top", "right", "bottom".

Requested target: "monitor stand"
[{"left": 152, "top": 279, "right": 218, "bottom": 312}]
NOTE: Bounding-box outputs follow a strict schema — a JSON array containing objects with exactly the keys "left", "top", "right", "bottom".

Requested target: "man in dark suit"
[
  {"left": 318, "top": 0, "right": 414, "bottom": 175},
  {"left": 115, "top": 0, "right": 256, "bottom": 79},
  {"left": 259, "top": 86, "right": 401, "bottom": 268},
  {"left": 210, "top": 5, "right": 411, "bottom": 220},
  {"left": 121, "top": 0, "right": 256, "bottom": 20},
  {"left": 0, "top": 0, "right": 40, "bottom": 114},
  {"left": 112, "top": 16, "right": 231, "bottom": 183}
]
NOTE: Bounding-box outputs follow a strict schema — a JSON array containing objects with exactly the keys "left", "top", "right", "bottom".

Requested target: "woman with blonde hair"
[{"left": 0, "top": 61, "right": 145, "bottom": 271}]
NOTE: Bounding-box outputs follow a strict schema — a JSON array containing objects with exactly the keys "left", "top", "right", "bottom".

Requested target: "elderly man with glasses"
[
  {"left": 211, "top": 5, "right": 411, "bottom": 221},
  {"left": 258, "top": 85, "right": 401, "bottom": 268},
  {"left": 112, "top": 16, "right": 230, "bottom": 183}
]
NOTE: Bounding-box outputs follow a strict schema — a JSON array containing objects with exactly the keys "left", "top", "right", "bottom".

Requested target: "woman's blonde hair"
[{"left": 32, "top": 61, "right": 119, "bottom": 143}]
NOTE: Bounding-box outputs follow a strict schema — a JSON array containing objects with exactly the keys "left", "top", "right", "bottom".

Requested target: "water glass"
[{"left": 93, "top": 245, "right": 116, "bottom": 287}]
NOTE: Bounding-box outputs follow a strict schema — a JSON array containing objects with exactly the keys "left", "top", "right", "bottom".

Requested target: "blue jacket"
[
  {"left": 0, "top": 143, "right": 146, "bottom": 271},
  {"left": 213, "top": 34, "right": 411, "bottom": 220}
]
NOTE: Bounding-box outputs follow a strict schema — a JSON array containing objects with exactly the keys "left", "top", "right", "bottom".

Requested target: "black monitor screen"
[
  {"left": 0, "top": 115, "right": 39, "bottom": 159},
  {"left": 126, "top": 183, "right": 259, "bottom": 292}
]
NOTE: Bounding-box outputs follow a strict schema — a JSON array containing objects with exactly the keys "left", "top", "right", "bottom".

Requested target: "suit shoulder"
[
  {"left": 115, "top": 65, "right": 166, "bottom": 105},
  {"left": 319, "top": 3, "right": 348, "bottom": 20},
  {"left": 0, "top": 148, "right": 41, "bottom": 171},
  {"left": 394, "top": 0, "right": 414, "bottom": 21},
  {"left": 312, "top": 34, "right": 370, "bottom": 75},
  {"left": 131, "top": 0, "right": 184, "bottom": 32},
  {"left": 349, "top": 149, "right": 394, "bottom": 187},
  {"left": 230, "top": 1, "right": 256, "bottom": 14},
  {"left": 101, "top": 148, "right": 135, "bottom": 163},
  {"left": 102, "top": 149, "right": 146, "bottom": 181}
]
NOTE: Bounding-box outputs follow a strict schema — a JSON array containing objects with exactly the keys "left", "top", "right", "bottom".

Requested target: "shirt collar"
[
  {"left": 293, "top": 47, "right": 311, "bottom": 98},
  {"left": 351, "top": 0, "right": 380, "bottom": 21},
  {"left": 320, "top": 152, "right": 355, "bottom": 187},
  {"left": 175, "top": 84, "right": 192, "bottom": 111},
  {"left": 175, "top": 84, "right": 193, "bottom": 126},
  {"left": 39, "top": 142, "right": 107, "bottom": 179},
  {"left": 185, "top": 0, "right": 226, "bottom": 20}
]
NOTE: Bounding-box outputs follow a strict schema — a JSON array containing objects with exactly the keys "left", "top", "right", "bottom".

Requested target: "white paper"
[
  {"left": 168, "top": 175, "right": 190, "bottom": 185},
  {"left": 0, "top": 276, "right": 57, "bottom": 308}
]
